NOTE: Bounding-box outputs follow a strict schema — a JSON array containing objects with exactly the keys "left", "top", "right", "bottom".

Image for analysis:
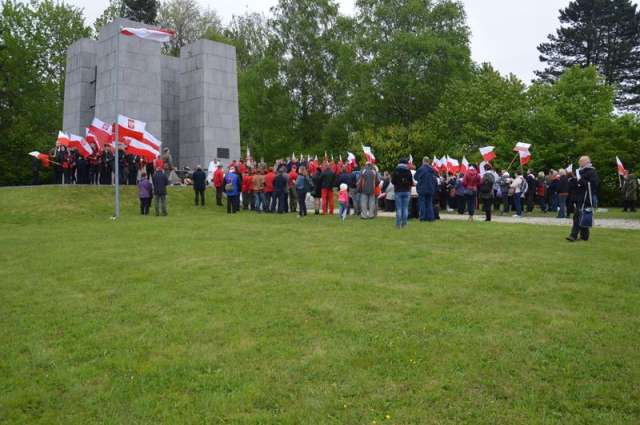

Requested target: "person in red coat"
[
  {"left": 241, "top": 170, "right": 253, "bottom": 210},
  {"left": 462, "top": 166, "right": 482, "bottom": 220},
  {"left": 288, "top": 165, "right": 299, "bottom": 213},
  {"left": 213, "top": 164, "right": 225, "bottom": 206},
  {"left": 264, "top": 167, "right": 276, "bottom": 213}
]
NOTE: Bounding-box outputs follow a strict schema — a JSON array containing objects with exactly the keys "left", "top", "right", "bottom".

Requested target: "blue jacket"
[
  {"left": 414, "top": 164, "right": 437, "bottom": 195},
  {"left": 224, "top": 172, "right": 239, "bottom": 196}
]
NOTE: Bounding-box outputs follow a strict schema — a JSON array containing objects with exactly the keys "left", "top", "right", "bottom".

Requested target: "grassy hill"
[{"left": 1, "top": 186, "right": 639, "bottom": 424}]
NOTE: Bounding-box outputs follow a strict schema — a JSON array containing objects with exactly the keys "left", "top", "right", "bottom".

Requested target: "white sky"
[{"left": 67, "top": 0, "right": 581, "bottom": 83}]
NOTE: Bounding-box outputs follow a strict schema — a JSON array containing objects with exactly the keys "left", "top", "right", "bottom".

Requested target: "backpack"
[{"left": 480, "top": 174, "right": 493, "bottom": 194}]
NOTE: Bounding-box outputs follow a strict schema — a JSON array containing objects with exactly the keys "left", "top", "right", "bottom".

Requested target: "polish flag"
[
  {"left": 616, "top": 156, "right": 626, "bottom": 175},
  {"left": 519, "top": 149, "right": 531, "bottom": 165},
  {"left": 362, "top": 145, "right": 376, "bottom": 164},
  {"left": 431, "top": 155, "right": 440, "bottom": 172},
  {"left": 57, "top": 131, "right": 70, "bottom": 147},
  {"left": 566, "top": 164, "right": 573, "bottom": 173},
  {"left": 29, "top": 151, "right": 50, "bottom": 168},
  {"left": 513, "top": 142, "right": 531, "bottom": 152},
  {"left": 141, "top": 130, "right": 161, "bottom": 151},
  {"left": 120, "top": 27, "right": 175, "bottom": 43},
  {"left": 117, "top": 115, "right": 145, "bottom": 142},
  {"left": 69, "top": 134, "right": 94, "bottom": 158},
  {"left": 88, "top": 117, "right": 113, "bottom": 148},
  {"left": 85, "top": 128, "right": 101, "bottom": 152},
  {"left": 123, "top": 137, "right": 159, "bottom": 160},
  {"left": 408, "top": 154, "right": 414, "bottom": 166},
  {"left": 479, "top": 146, "right": 496, "bottom": 161},
  {"left": 440, "top": 156, "right": 448, "bottom": 172},
  {"left": 460, "top": 156, "right": 469, "bottom": 174},
  {"left": 347, "top": 151, "right": 358, "bottom": 168},
  {"left": 447, "top": 157, "right": 460, "bottom": 174}
]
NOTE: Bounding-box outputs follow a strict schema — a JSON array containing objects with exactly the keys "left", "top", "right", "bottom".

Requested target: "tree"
[
  {"left": 122, "top": 0, "right": 158, "bottom": 24},
  {"left": 536, "top": 0, "right": 640, "bottom": 110},
  {"left": 0, "top": 0, "right": 91, "bottom": 185},
  {"left": 94, "top": 0, "right": 122, "bottom": 34},
  {"left": 156, "top": 0, "right": 222, "bottom": 56}
]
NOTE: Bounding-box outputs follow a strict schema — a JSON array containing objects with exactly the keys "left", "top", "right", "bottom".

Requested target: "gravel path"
[{"left": 372, "top": 211, "right": 640, "bottom": 230}]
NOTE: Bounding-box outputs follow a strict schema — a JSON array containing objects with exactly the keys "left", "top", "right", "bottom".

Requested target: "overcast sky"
[{"left": 67, "top": 0, "right": 579, "bottom": 83}]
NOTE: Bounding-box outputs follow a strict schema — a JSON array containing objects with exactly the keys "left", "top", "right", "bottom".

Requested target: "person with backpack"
[
  {"left": 224, "top": 166, "right": 240, "bottom": 214},
  {"left": 359, "top": 163, "right": 379, "bottom": 219},
  {"left": 295, "top": 166, "right": 313, "bottom": 217},
  {"left": 511, "top": 171, "right": 527, "bottom": 217},
  {"left": 479, "top": 164, "right": 496, "bottom": 221},
  {"left": 498, "top": 171, "right": 512, "bottom": 214},
  {"left": 391, "top": 158, "right": 414, "bottom": 228},
  {"left": 414, "top": 156, "right": 437, "bottom": 222}
]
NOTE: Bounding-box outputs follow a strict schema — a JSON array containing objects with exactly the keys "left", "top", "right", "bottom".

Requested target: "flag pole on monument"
[{"left": 113, "top": 25, "right": 175, "bottom": 219}]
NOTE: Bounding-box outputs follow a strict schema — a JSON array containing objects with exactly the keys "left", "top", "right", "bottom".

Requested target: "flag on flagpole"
[
  {"left": 88, "top": 117, "right": 112, "bottom": 148},
  {"left": 120, "top": 27, "right": 175, "bottom": 43},
  {"left": 69, "top": 134, "right": 94, "bottom": 158},
  {"left": 123, "top": 137, "right": 159, "bottom": 160},
  {"left": 460, "top": 156, "right": 469, "bottom": 174},
  {"left": 29, "top": 151, "right": 50, "bottom": 168},
  {"left": 362, "top": 145, "right": 376, "bottom": 163},
  {"left": 518, "top": 150, "right": 531, "bottom": 165},
  {"left": 347, "top": 151, "right": 357, "bottom": 168},
  {"left": 479, "top": 146, "right": 496, "bottom": 161},
  {"left": 57, "top": 131, "right": 70, "bottom": 147},
  {"left": 85, "top": 128, "right": 99, "bottom": 150},
  {"left": 513, "top": 142, "right": 531, "bottom": 152},
  {"left": 140, "top": 130, "right": 161, "bottom": 151},
  {"left": 616, "top": 156, "right": 626, "bottom": 175},
  {"left": 117, "top": 114, "right": 146, "bottom": 142}
]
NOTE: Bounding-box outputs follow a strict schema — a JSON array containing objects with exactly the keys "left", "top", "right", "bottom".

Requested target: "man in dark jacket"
[
  {"left": 274, "top": 167, "right": 288, "bottom": 213},
  {"left": 320, "top": 165, "right": 336, "bottom": 215},
  {"left": 525, "top": 170, "right": 537, "bottom": 212},
  {"left": 391, "top": 158, "right": 414, "bottom": 228},
  {"left": 192, "top": 165, "right": 207, "bottom": 206},
  {"left": 152, "top": 167, "right": 170, "bottom": 216},
  {"left": 567, "top": 156, "right": 599, "bottom": 242},
  {"left": 414, "top": 156, "right": 437, "bottom": 222}
]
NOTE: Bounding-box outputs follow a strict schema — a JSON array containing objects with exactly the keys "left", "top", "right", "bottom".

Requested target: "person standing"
[
  {"left": 462, "top": 166, "right": 481, "bottom": 221},
  {"left": 312, "top": 168, "right": 323, "bottom": 215},
  {"left": 274, "top": 167, "right": 288, "bottom": 213},
  {"left": 567, "top": 156, "right": 599, "bottom": 242},
  {"left": 557, "top": 169, "right": 569, "bottom": 218},
  {"left": 338, "top": 183, "right": 349, "bottom": 221},
  {"left": 295, "top": 166, "right": 311, "bottom": 217},
  {"left": 253, "top": 168, "right": 266, "bottom": 212},
  {"left": 288, "top": 166, "right": 298, "bottom": 213},
  {"left": 510, "top": 171, "right": 527, "bottom": 217},
  {"left": 192, "top": 165, "right": 207, "bottom": 206},
  {"left": 213, "top": 164, "right": 225, "bottom": 206},
  {"left": 479, "top": 165, "right": 495, "bottom": 221},
  {"left": 525, "top": 169, "right": 537, "bottom": 212},
  {"left": 224, "top": 166, "right": 240, "bottom": 214},
  {"left": 414, "top": 156, "right": 437, "bottom": 222},
  {"left": 264, "top": 167, "right": 276, "bottom": 213},
  {"left": 622, "top": 171, "right": 638, "bottom": 212},
  {"left": 152, "top": 166, "right": 169, "bottom": 216},
  {"left": 359, "top": 163, "right": 379, "bottom": 219},
  {"left": 321, "top": 164, "right": 336, "bottom": 215},
  {"left": 138, "top": 172, "right": 152, "bottom": 215},
  {"left": 391, "top": 158, "right": 414, "bottom": 228}
]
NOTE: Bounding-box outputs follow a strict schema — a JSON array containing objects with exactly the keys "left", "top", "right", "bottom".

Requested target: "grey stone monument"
[{"left": 62, "top": 18, "right": 240, "bottom": 168}]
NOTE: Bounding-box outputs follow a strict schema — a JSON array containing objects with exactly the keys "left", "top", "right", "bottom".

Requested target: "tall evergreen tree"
[
  {"left": 536, "top": 0, "right": 640, "bottom": 110},
  {"left": 122, "top": 0, "right": 159, "bottom": 24}
]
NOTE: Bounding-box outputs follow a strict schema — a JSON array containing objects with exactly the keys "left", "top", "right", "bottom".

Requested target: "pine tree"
[
  {"left": 536, "top": 0, "right": 640, "bottom": 110},
  {"left": 122, "top": 0, "right": 159, "bottom": 24}
]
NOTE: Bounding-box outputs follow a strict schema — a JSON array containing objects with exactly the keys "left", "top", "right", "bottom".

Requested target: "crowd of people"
[{"left": 147, "top": 154, "right": 623, "bottom": 242}]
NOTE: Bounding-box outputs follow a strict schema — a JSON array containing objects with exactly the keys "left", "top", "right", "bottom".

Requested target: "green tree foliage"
[
  {"left": 94, "top": 0, "right": 122, "bottom": 34},
  {"left": 536, "top": 0, "right": 640, "bottom": 110},
  {"left": 0, "top": 0, "right": 91, "bottom": 185},
  {"left": 156, "top": 0, "right": 222, "bottom": 56},
  {"left": 122, "top": 0, "right": 159, "bottom": 24}
]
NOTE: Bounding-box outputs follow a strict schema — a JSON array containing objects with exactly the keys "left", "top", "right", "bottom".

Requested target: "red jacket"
[
  {"left": 264, "top": 172, "right": 275, "bottom": 192},
  {"left": 213, "top": 169, "right": 224, "bottom": 188},
  {"left": 288, "top": 171, "right": 298, "bottom": 189},
  {"left": 242, "top": 174, "right": 253, "bottom": 192},
  {"left": 462, "top": 169, "right": 481, "bottom": 191}
]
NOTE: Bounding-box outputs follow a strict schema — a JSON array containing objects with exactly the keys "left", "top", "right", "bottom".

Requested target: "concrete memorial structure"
[{"left": 62, "top": 18, "right": 240, "bottom": 168}]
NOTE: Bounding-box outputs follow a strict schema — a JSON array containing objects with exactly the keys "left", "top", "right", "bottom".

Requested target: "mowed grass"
[{"left": 1, "top": 186, "right": 639, "bottom": 425}]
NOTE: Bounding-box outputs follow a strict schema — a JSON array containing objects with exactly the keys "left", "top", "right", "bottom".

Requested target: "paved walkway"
[{"left": 373, "top": 211, "right": 640, "bottom": 230}]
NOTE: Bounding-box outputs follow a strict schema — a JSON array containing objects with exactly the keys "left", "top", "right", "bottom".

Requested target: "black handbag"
[{"left": 579, "top": 182, "right": 594, "bottom": 228}]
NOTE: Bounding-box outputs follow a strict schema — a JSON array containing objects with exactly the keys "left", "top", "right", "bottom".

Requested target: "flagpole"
[
  {"left": 505, "top": 153, "right": 518, "bottom": 173},
  {"left": 114, "top": 26, "right": 121, "bottom": 218}
]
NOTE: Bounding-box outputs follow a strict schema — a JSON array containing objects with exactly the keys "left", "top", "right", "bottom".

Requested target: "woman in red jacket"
[{"left": 462, "top": 166, "right": 482, "bottom": 221}]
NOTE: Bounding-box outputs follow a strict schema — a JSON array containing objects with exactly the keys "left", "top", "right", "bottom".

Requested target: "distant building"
[{"left": 63, "top": 18, "right": 240, "bottom": 168}]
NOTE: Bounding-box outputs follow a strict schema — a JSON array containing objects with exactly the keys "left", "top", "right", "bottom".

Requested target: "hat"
[{"left": 340, "top": 183, "right": 348, "bottom": 191}]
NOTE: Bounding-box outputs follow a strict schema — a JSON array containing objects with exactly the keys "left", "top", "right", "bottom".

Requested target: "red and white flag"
[
  {"left": 519, "top": 150, "right": 531, "bottom": 165},
  {"left": 123, "top": 137, "right": 159, "bottom": 160},
  {"left": 479, "top": 146, "right": 496, "bottom": 161},
  {"left": 513, "top": 142, "right": 531, "bottom": 152},
  {"left": 69, "top": 134, "right": 94, "bottom": 158},
  {"left": 29, "top": 151, "right": 50, "bottom": 168},
  {"left": 57, "top": 131, "right": 70, "bottom": 147},
  {"left": 88, "top": 117, "right": 113, "bottom": 149},
  {"left": 117, "top": 114, "right": 146, "bottom": 142},
  {"left": 347, "top": 151, "right": 357, "bottom": 167},
  {"left": 566, "top": 164, "right": 573, "bottom": 173},
  {"left": 460, "top": 156, "right": 469, "bottom": 174},
  {"left": 141, "top": 130, "right": 161, "bottom": 151},
  {"left": 362, "top": 145, "right": 376, "bottom": 164},
  {"left": 616, "top": 156, "right": 626, "bottom": 175},
  {"left": 120, "top": 27, "right": 175, "bottom": 43},
  {"left": 447, "top": 157, "right": 460, "bottom": 174},
  {"left": 440, "top": 156, "right": 447, "bottom": 172},
  {"left": 408, "top": 154, "right": 414, "bottom": 166},
  {"left": 431, "top": 156, "right": 440, "bottom": 172}
]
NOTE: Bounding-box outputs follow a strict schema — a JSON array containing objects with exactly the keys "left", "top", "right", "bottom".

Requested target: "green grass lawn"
[{"left": 1, "top": 186, "right": 639, "bottom": 424}]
